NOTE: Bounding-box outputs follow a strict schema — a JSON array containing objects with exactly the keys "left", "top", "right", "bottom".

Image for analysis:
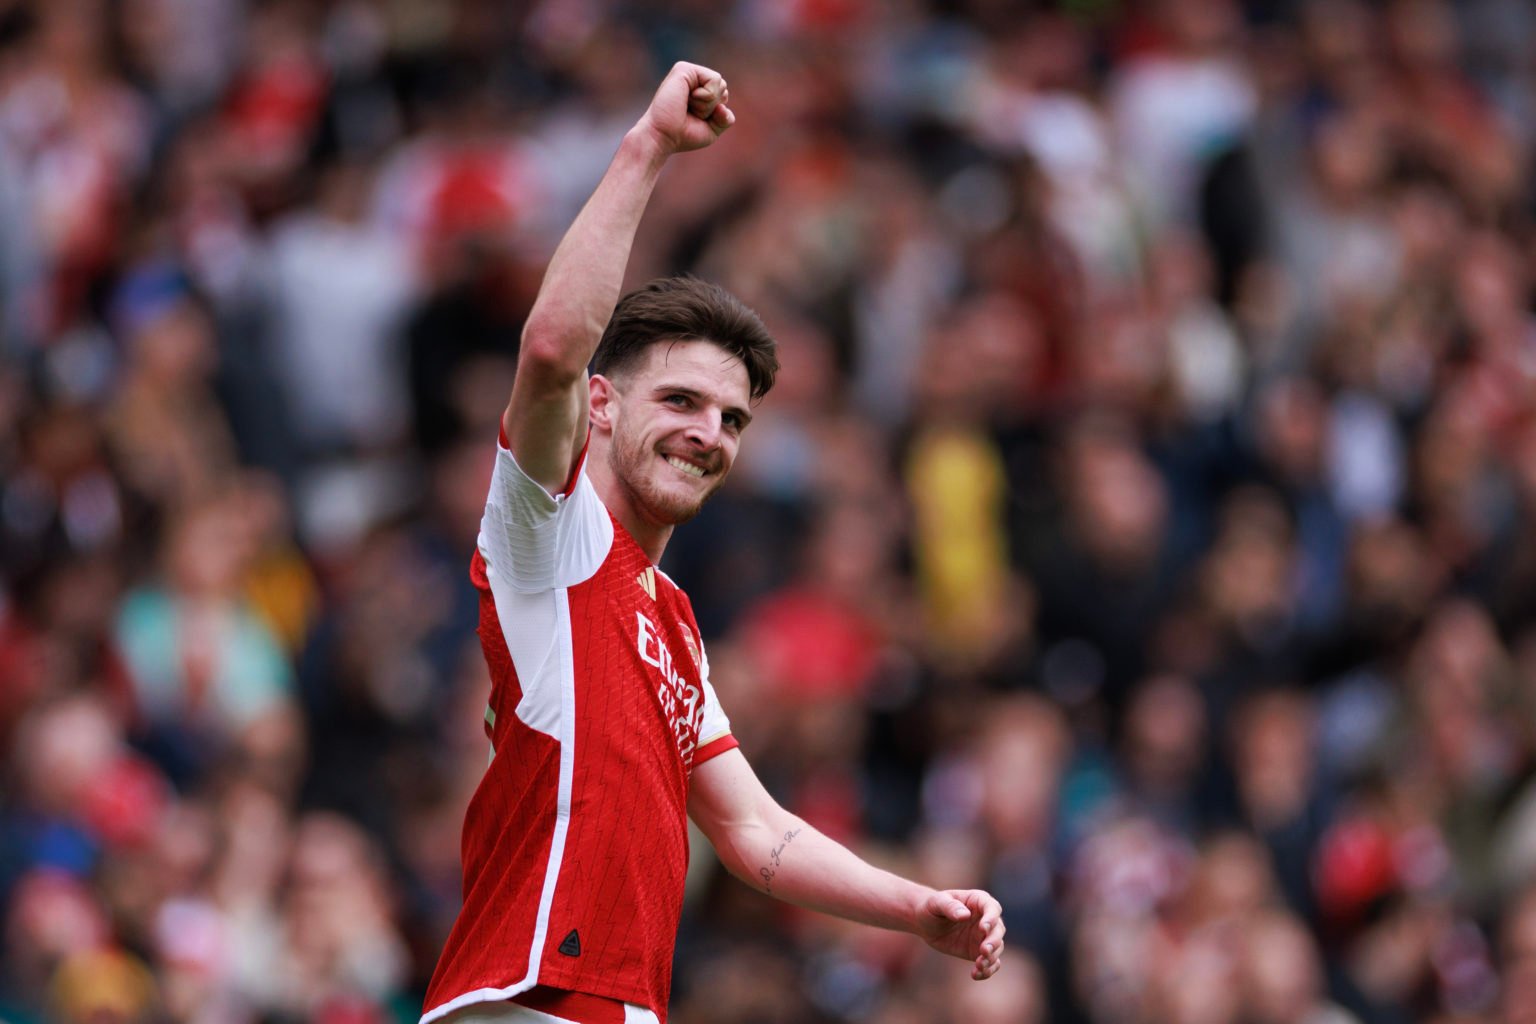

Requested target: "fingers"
[
  {"left": 972, "top": 922, "right": 1004, "bottom": 980},
  {"left": 966, "top": 889, "right": 1001, "bottom": 915},
  {"left": 709, "top": 102, "right": 735, "bottom": 135},
  {"left": 688, "top": 78, "right": 724, "bottom": 115},
  {"left": 968, "top": 891, "right": 1005, "bottom": 980},
  {"left": 677, "top": 62, "right": 724, "bottom": 111},
  {"left": 688, "top": 78, "right": 733, "bottom": 135},
  {"left": 970, "top": 891, "right": 1005, "bottom": 935},
  {"left": 972, "top": 943, "right": 1003, "bottom": 980}
]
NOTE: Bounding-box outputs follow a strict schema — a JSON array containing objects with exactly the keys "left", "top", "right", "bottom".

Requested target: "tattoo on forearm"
[{"left": 758, "top": 828, "right": 802, "bottom": 893}]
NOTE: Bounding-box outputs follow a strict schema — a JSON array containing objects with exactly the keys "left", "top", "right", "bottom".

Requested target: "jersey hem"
[
  {"left": 420, "top": 980, "right": 539, "bottom": 1024},
  {"left": 514, "top": 986, "right": 627, "bottom": 1024}
]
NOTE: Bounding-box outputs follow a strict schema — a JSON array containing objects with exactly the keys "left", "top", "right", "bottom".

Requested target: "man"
[{"left": 421, "top": 62, "right": 1005, "bottom": 1024}]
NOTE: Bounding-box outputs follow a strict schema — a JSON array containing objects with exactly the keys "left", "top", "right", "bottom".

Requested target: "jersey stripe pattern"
[{"left": 420, "top": 437, "right": 736, "bottom": 1024}]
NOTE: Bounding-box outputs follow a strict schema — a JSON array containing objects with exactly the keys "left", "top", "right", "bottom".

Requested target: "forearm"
[
  {"left": 713, "top": 808, "right": 930, "bottom": 934},
  {"left": 691, "top": 749, "right": 1004, "bottom": 978},
  {"left": 500, "top": 63, "right": 730, "bottom": 489},
  {"left": 520, "top": 128, "right": 668, "bottom": 376}
]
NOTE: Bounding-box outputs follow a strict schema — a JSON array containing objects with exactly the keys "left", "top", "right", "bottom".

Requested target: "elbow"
[
  {"left": 518, "top": 323, "right": 592, "bottom": 389},
  {"left": 702, "top": 817, "right": 778, "bottom": 894},
  {"left": 715, "top": 841, "right": 769, "bottom": 895},
  {"left": 521, "top": 298, "right": 608, "bottom": 367}
]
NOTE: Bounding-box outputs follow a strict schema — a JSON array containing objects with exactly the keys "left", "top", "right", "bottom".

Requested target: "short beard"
[{"left": 608, "top": 436, "right": 713, "bottom": 526}]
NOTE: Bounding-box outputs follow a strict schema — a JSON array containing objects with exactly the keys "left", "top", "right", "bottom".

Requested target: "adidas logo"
[
  {"left": 635, "top": 566, "right": 656, "bottom": 601},
  {"left": 558, "top": 929, "right": 581, "bottom": 957}
]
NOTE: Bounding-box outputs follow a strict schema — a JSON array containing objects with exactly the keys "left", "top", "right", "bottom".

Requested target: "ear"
[{"left": 588, "top": 374, "right": 618, "bottom": 433}]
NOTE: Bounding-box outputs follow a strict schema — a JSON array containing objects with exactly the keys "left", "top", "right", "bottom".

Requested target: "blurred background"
[{"left": 2, "top": 0, "right": 1536, "bottom": 1021}]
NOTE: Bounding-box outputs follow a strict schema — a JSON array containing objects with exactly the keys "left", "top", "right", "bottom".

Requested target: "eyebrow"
[{"left": 652, "top": 384, "right": 754, "bottom": 427}]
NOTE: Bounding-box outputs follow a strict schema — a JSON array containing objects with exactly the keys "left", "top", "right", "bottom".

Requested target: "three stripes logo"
[{"left": 635, "top": 566, "right": 657, "bottom": 601}]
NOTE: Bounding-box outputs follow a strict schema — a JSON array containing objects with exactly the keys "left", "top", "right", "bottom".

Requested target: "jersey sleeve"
[
  {"left": 692, "top": 639, "right": 738, "bottom": 768},
  {"left": 479, "top": 430, "right": 613, "bottom": 592}
]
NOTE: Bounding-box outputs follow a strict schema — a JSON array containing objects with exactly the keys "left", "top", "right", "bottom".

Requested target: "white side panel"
[
  {"left": 420, "top": 592, "right": 579, "bottom": 1024},
  {"left": 524, "top": 588, "right": 577, "bottom": 983}
]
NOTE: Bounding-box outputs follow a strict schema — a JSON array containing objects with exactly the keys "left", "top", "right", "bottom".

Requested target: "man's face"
[{"left": 600, "top": 339, "right": 753, "bottom": 526}]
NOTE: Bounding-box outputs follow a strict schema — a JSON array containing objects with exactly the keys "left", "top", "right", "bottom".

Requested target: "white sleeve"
[
  {"left": 478, "top": 441, "right": 613, "bottom": 592},
  {"left": 696, "top": 639, "right": 733, "bottom": 748}
]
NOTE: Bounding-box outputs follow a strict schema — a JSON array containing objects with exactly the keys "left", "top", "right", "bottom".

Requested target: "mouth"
[{"left": 665, "top": 454, "right": 708, "bottom": 478}]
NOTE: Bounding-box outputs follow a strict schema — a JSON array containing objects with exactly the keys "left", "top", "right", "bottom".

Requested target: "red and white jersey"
[{"left": 421, "top": 434, "right": 737, "bottom": 1024}]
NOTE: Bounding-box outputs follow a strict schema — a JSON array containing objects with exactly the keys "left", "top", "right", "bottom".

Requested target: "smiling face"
[{"left": 593, "top": 338, "right": 753, "bottom": 530}]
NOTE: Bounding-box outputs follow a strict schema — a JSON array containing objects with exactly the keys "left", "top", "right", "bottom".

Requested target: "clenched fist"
[{"left": 636, "top": 62, "right": 735, "bottom": 155}]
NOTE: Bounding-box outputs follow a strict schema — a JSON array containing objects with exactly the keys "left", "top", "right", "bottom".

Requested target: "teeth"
[{"left": 666, "top": 456, "right": 706, "bottom": 478}]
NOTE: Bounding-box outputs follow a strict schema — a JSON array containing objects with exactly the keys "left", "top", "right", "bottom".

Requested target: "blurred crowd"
[{"left": 3, "top": 0, "right": 1536, "bottom": 1022}]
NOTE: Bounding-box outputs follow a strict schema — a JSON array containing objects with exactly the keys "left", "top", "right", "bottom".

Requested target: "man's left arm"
[{"left": 687, "top": 747, "right": 1006, "bottom": 980}]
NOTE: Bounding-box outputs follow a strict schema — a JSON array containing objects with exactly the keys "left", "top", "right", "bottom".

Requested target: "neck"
[{"left": 587, "top": 447, "right": 674, "bottom": 564}]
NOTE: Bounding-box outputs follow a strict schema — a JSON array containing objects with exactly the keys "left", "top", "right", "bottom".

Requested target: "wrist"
[
  {"left": 907, "top": 885, "right": 941, "bottom": 934},
  {"left": 623, "top": 123, "right": 673, "bottom": 170}
]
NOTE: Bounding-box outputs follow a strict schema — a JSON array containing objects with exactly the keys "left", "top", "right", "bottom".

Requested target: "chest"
[{"left": 570, "top": 556, "right": 708, "bottom": 767}]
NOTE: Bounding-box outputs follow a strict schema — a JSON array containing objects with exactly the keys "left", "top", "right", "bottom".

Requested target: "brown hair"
[{"left": 592, "top": 276, "right": 778, "bottom": 400}]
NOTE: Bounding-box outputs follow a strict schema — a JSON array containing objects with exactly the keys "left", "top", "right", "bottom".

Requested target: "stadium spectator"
[{"left": 1, "top": 1, "right": 1535, "bottom": 1021}]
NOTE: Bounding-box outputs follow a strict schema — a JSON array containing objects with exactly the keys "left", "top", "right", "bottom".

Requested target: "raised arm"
[
  {"left": 688, "top": 748, "right": 1006, "bottom": 980},
  {"left": 504, "top": 63, "right": 735, "bottom": 492}
]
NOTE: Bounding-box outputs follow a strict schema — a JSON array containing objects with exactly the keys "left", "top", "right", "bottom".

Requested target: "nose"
[{"left": 684, "top": 408, "right": 722, "bottom": 450}]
